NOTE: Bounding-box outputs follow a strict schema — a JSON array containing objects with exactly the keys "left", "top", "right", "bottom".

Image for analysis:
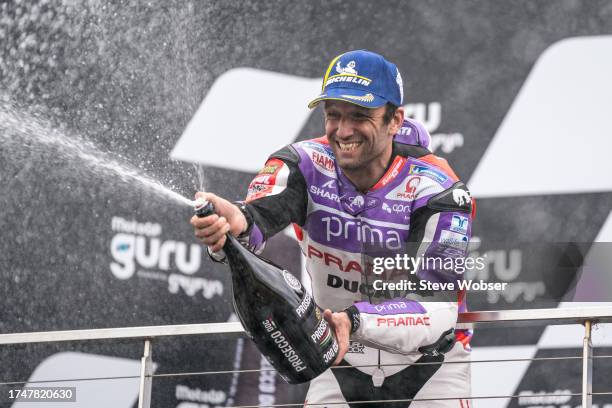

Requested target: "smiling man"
[{"left": 192, "top": 50, "right": 474, "bottom": 407}]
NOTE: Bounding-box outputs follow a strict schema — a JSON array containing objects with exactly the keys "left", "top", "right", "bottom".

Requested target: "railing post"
[
  {"left": 582, "top": 320, "right": 593, "bottom": 408},
  {"left": 138, "top": 339, "right": 154, "bottom": 408}
]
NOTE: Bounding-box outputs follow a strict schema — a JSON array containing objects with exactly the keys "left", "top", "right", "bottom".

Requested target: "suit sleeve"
[
  {"left": 237, "top": 145, "right": 308, "bottom": 253},
  {"left": 348, "top": 181, "right": 473, "bottom": 355}
]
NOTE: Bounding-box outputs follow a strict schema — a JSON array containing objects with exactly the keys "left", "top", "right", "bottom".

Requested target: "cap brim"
[{"left": 307, "top": 88, "right": 388, "bottom": 109}]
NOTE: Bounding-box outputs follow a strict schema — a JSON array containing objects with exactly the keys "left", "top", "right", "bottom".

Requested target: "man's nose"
[{"left": 336, "top": 118, "right": 354, "bottom": 139}]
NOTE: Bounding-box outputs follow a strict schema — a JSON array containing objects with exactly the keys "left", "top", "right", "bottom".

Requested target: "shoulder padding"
[
  {"left": 427, "top": 181, "right": 472, "bottom": 213},
  {"left": 393, "top": 141, "right": 430, "bottom": 159},
  {"left": 269, "top": 144, "right": 300, "bottom": 165}
]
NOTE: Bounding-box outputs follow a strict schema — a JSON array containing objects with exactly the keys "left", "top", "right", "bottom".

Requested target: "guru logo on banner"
[
  {"left": 404, "top": 102, "right": 464, "bottom": 154},
  {"left": 109, "top": 216, "right": 223, "bottom": 299}
]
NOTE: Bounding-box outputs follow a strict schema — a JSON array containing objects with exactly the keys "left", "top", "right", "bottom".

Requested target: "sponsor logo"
[
  {"left": 321, "top": 215, "right": 402, "bottom": 249},
  {"left": 322, "top": 339, "right": 339, "bottom": 364},
  {"left": 282, "top": 270, "right": 302, "bottom": 291},
  {"left": 374, "top": 301, "right": 411, "bottom": 313},
  {"left": 382, "top": 203, "right": 392, "bottom": 214},
  {"left": 408, "top": 165, "right": 447, "bottom": 183},
  {"left": 346, "top": 195, "right": 365, "bottom": 211},
  {"left": 378, "top": 157, "right": 406, "bottom": 188},
  {"left": 518, "top": 389, "right": 572, "bottom": 405},
  {"left": 322, "top": 179, "right": 336, "bottom": 188},
  {"left": 377, "top": 316, "right": 430, "bottom": 326},
  {"left": 467, "top": 238, "right": 544, "bottom": 305},
  {"left": 439, "top": 230, "right": 469, "bottom": 251},
  {"left": 262, "top": 318, "right": 307, "bottom": 372},
  {"left": 261, "top": 163, "right": 280, "bottom": 175},
  {"left": 396, "top": 69, "right": 404, "bottom": 102},
  {"left": 326, "top": 274, "right": 411, "bottom": 298},
  {"left": 325, "top": 74, "right": 371, "bottom": 88},
  {"left": 309, "top": 185, "right": 340, "bottom": 203},
  {"left": 452, "top": 188, "right": 471, "bottom": 207},
  {"left": 341, "top": 93, "right": 374, "bottom": 103},
  {"left": 110, "top": 217, "right": 223, "bottom": 299},
  {"left": 258, "top": 356, "right": 276, "bottom": 405},
  {"left": 336, "top": 60, "right": 358, "bottom": 75},
  {"left": 404, "top": 102, "right": 464, "bottom": 154},
  {"left": 392, "top": 203, "right": 411, "bottom": 214},
  {"left": 450, "top": 215, "right": 469, "bottom": 234},
  {"left": 348, "top": 341, "right": 365, "bottom": 354},
  {"left": 394, "top": 177, "right": 421, "bottom": 200},
  {"left": 247, "top": 183, "right": 272, "bottom": 196},
  {"left": 311, "top": 319, "right": 328, "bottom": 343},
  {"left": 252, "top": 174, "right": 272, "bottom": 185},
  {"left": 312, "top": 151, "right": 335, "bottom": 172},
  {"left": 306, "top": 245, "right": 364, "bottom": 273},
  {"left": 175, "top": 385, "right": 226, "bottom": 405},
  {"left": 295, "top": 292, "right": 312, "bottom": 318}
]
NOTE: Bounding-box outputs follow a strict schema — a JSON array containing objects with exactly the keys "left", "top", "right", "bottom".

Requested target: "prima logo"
[
  {"left": 109, "top": 216, "right": 223, "bottom": 299},
  {"left": 321, "top": 215, "right": 402, "bottom": 249}
]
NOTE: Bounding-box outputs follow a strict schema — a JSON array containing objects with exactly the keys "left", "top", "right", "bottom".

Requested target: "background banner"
[{"left": 1, "top": 1, "right": 611, "bottom": 407}]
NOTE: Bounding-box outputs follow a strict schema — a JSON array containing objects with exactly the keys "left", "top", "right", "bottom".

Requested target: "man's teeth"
[{"left": 338, "top": 142, "right": 361, "bottom": 152}]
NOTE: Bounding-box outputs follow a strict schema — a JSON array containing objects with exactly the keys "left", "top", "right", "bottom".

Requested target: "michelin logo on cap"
[{"left": 308, "top": 49, "right": 404, "bottom": 109}]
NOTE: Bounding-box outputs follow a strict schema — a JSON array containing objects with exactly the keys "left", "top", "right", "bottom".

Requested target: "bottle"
[{"left": 195, "top": 198, "right": 339, "bottom": 384}]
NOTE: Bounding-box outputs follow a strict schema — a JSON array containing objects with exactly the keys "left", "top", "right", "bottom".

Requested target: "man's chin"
[{"left": 336, "top": 157, "right": 363, "bottom": 171}]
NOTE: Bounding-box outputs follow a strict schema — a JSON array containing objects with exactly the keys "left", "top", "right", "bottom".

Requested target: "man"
[{"left": 192, "top": 50, "right": 473, "bottom": 407}]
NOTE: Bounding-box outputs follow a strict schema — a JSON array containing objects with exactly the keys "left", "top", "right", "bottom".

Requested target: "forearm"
[{"left": 345, "top": 298, "right": 458, "bottom": 355}]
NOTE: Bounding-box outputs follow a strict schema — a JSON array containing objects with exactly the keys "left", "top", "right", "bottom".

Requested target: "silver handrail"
[{"left": 2, "top": 306, "right": 611, "bottom": 408}]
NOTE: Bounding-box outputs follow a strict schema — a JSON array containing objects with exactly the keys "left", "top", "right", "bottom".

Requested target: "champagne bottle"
[{"left": 195, "top": 198, "right": 339, "bottom": 384}]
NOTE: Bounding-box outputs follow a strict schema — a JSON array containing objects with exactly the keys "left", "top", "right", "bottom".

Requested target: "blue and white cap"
[{"left": 308, "top": 50, "right": 404, "bottom": 109}]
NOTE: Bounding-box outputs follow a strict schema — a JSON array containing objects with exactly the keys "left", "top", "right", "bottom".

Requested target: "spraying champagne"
[{"left": 194, "top": 198, "right": 339, "bottom": 384}]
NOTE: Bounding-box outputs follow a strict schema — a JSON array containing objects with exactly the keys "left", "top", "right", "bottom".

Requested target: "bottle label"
[
  {"left": 295, "top": 292, "right": 313, "bottom": 318},
  {"left": 323, "top": 338, "right": 339, "bottom": 364},
  {"left": 261, "top": 317, "right": 307, "bottom": 372},
  {"left": 282, "top": 270, "right": 302, "bottom": 292}
]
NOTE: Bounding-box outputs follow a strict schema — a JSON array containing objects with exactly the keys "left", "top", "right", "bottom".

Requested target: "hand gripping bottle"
[{"left": 195, "top": 198, "right": 339, "bottom": 383}]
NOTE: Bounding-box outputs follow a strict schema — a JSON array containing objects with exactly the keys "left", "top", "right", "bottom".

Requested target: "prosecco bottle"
[{"left": 195, "top": 198, "right": 339, "bottom": 384}]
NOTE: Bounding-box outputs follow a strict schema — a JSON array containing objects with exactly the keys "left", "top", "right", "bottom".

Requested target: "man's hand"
[
  {"left": 190, "top": 192, "right": 248, "bottom": 253},
  {"left": 323, "top": 309, "right": 352, "bottom": 365}
]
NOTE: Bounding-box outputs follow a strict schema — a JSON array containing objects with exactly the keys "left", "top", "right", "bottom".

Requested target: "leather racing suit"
[{"left": 231, "top": 118, "right": 474, "bottom": 407}]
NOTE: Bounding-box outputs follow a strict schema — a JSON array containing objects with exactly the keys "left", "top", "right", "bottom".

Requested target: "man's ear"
[{"left": 389, "top": 106, "right": 405, "bottom": 135}]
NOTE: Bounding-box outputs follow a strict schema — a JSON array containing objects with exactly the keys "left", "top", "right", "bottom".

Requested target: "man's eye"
[
  {"left": 351, "top": 113, "right": 369, "bottom": 121},
  {"left": 326, "top": 114, "right": 340, "bottom": 120}
]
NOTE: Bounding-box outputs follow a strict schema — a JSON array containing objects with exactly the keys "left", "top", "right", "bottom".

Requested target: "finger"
[
  {"left": 204, "top": 221, "right": 230, "bottom": 246},
  {"left": 196, "top": 216, "right": 227, "bottom": 238},
  {"left": 323, "top": 309, "right": 335, "bottom": 326},
  {"left": 334, "top": 342, "right": 348, "bottom": 365},
  {"left": 192, "top": 213, "right": 219, "bottom": 228},
  {"left": 209, "top": 234, "right": 227, "bottom": 253}
]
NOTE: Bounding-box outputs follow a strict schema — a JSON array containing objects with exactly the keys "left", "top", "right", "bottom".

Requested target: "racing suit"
[{"left": 232, "top": 118, "right": 473, "bottom": 407}]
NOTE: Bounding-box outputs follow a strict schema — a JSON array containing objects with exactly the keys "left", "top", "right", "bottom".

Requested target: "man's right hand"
[{"left": 190, "top": 192, "right": 248, "bottom": 253}]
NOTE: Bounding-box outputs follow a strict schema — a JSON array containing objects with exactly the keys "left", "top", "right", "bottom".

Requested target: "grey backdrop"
[{"left": 1, "top": 1, "right": 612, "bottom": 407}]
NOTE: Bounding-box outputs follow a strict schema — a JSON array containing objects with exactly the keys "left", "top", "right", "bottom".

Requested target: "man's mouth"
[{"left": 337, "top": 141, "right": 362, "bottom": 152}]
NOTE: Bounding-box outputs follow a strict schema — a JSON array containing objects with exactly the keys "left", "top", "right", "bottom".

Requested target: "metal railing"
[{"left": 1, "top": 306, "right": 612, "bottom": 408}]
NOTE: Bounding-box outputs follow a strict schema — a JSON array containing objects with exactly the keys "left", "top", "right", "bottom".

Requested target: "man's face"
[{"left": 324, "top": 101, "right": 395, "bottom": 171}]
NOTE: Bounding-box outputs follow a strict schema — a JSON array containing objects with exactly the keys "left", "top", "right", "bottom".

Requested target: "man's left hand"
[{"left": 323, "top": 309, "right": 351, "bottom": 365}]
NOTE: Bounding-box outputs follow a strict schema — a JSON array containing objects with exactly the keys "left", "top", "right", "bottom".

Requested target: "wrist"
[
  {"left": 343, "top": 305, "right": 361, "bottom": 335},
  {"left": 234, "top": 202, "right": 253, "bottom": 238}
]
